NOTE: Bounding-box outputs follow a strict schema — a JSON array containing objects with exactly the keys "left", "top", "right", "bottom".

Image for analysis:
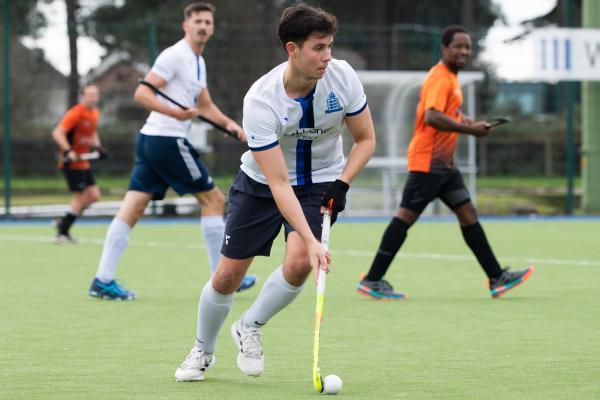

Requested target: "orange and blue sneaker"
[
  {"left": 356, "top": 273, "right": 406, "bottom": 300},
  {"left": 89, "top": 278, "right": 136, "bottom": 300},
  {"left": 489, "top": 266, "right": 535, "bottom": 298}
]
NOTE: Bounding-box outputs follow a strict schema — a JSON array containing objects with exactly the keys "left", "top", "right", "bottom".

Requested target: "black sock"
[
  {"left": 366, "top": 217, "right": 409, "bottom": 281},
  {"left": 58, "top": 212, "right": 78, "bottom": 235},
  {"left": 461, "top": 222, "right": 503, "bottom": 279}
]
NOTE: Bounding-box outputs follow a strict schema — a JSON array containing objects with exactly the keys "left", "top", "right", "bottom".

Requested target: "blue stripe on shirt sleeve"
[
  {"left": 249, "top": 141, "right": 279, "bottom": 151},
  {"left": 346, "top": 101, "right": 368, "bottom": 117}
]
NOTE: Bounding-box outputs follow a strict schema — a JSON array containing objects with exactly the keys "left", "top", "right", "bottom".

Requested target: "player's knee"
[
  {"left": 132, "top": 206, "right": 146, "bottom": 221},
  {"left": 455, "top": 203, "right": 478, "bottom": 225},
  {"left": 285, "top": 258, "right": 311, "bottom": 278},
  {"left": 117, "top": 205, "right": 144, "bottom": 226},
  {"left": 213, "top": 189, "right": 225, "bottom": 203},
  {"left": 395, "top": 208, "right": 418, "bottom": 226},
  {"left": 212, "top": 267, "right": 243, "bottom": 294},
  {"left": 82, "top": 187, "right": 101, "bottom": 205},
  {"left": 198, "top": 189, "right": 225, "bottom": 212},
  {"left": 90, "top": 191, "right": 101, "bottom": 203},
  {"left": 213, "top": 191, "right": 225, "bottom": 210}
]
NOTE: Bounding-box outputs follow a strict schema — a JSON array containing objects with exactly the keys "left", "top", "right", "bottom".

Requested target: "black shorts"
[
  {"left": 62, "top": 168, "right": 96, "bottom": 192},
  {"left": 399, "top": 169, "right": 471, "bottom": 214},
  {"left": 221, "top": 170, "right": 336, "bottom": 259}
]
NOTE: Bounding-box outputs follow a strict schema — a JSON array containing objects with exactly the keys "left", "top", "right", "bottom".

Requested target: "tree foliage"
[
  {"left": 3, "top": 0, "right": 47, "bottom": 37},
  {"left": 81, "top": 0, "right": 502, "bottom": 66},
  {"left": 81, "top": 0, "right": 189, "bottom": 60},
  {"left": 79, "top": 0, "right": 503, "bottom": 126}
]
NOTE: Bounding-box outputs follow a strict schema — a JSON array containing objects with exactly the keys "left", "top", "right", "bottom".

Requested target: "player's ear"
[{"left": 285, "top": 41, "right": 298, "bottom": 58}]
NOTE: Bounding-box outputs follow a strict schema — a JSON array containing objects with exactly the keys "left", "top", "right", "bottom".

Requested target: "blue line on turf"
[{"left": 1, "top": 215, "right": 600, "bottom": 225}]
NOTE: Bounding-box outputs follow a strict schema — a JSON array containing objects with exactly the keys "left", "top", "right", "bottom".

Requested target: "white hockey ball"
[{"left": 322, "top": 374, "right": 343, "bottom": 395}]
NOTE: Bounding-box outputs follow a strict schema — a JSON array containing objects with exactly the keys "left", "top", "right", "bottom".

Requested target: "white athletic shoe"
[
  {"left": 230, "top": 318, "right": 264, "bottom": 377},
  {"left": 174, "top": 347, "right": 215, "bottom": 382}
]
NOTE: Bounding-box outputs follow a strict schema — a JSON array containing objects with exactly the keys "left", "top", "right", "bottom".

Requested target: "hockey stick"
[
  {"left": 61, "top": 151, "right": 101, "bottom": 163},
  {"left": 138, "top": 79, "right": 239, "bottom": 140},
  {"left": 312, "top": 206, "right": 332, "bottom": 393}
]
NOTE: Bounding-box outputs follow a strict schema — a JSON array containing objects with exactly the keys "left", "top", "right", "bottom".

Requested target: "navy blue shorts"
[
  {"left": 127, "top": 133, "right": 214, "bottom": 200},
  {"left": 62, "top": 168, "right": 96, "bottom": 192},
  {"left": 400, "top": 169, "right": 471, "bottom": 213},
  {"left": 221, "top": 170, "right": 337, "bottom": 259}
]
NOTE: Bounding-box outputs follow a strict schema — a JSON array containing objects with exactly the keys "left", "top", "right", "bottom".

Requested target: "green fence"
[{"left": 0, "top": 3, "right": 583, "bottom": 216}]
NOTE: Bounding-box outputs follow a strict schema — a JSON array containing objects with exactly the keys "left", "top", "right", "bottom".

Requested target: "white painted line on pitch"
[
  {"left": 329, "top": 249, "right": 600, "bottom": 267},
  {"left": 1, "top": 233, "right": 598, "bottom": 268}
]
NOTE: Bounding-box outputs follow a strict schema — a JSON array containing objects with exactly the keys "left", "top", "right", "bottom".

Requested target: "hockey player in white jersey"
[{"left": 175, "top": 3, "right": 376, "bottom": 382}]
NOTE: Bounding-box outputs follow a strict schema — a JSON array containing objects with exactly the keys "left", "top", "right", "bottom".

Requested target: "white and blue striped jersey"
[
  {"left": 241, "top": 59, "right": 367, "bottom": 185},
  {"left": 140, "top": 39, "right": 208, "bottom": 138}
]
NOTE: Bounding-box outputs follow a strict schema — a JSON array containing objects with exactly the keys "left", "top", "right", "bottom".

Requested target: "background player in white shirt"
[
  {"left": 175, "top": 3, "right": 376, "bottom": 382},
  {"left": 88, "top": 2, "right": 256, "bottom": 300}
]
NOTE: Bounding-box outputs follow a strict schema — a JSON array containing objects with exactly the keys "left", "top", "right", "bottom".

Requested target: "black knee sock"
[
  {"left": 460, "top": 222, "right": 503, "bottom": 279},
  {"left": 58, "top": 212, "right": 78, "bottom": 234},
  {"left": 366, "top": 217, "right": 409, "bottom": 281}
]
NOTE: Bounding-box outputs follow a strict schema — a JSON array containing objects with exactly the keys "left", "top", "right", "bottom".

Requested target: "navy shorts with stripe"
[
  {"left": 221, "top": 170, "right": 337, "bottom": 260},
  {"left": 400, "top": 169, "right": 471, "bottom": 214},
  {"left": 128, "top": 133, "right": 214, "bottom": 200}
]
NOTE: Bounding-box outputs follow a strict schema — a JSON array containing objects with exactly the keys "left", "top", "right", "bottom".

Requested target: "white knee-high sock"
[
  {"left": 200, "top": 215, "right": 225, "bottom": 273},
  {"left": 95, "top": 218, "right": 131, "bottom": 283},
  {"left": 196, "top": 279, "right": 234, "bottom": 353},
  {"left": 242, "top": 266, "right": 303, "bottom": 329}
]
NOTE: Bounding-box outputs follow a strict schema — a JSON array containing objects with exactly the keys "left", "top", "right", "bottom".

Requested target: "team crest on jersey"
[{"left": 324, "top": 92, "right": 343, "bottom": 114}]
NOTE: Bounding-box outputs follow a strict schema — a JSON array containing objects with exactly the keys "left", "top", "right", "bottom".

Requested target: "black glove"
[
  {"left": 321, "top": 179, "right": 349, "bottom": 213},
  {"left": 96, "top": 146, "right": 108, "bottom": 160}
]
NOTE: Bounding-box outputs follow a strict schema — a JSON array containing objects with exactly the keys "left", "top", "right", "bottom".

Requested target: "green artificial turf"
[{"left": 1, "top": 219, "right": 599, "bottom": 399}]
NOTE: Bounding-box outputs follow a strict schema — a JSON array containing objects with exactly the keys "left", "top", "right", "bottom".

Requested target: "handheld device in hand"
[{"left": 489, "top": 117, "right": 511, "bottom": 128}]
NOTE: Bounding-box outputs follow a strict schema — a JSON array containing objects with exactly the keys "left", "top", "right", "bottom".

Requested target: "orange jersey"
[
  {"left": 58, "top": 103, "right": 100, "bottom": 170},
  {"left": 407, "top": 62, "right": 463, "bottom": 173}
]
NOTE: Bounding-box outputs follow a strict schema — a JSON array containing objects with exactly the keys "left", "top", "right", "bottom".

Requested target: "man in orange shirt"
[
  {"left": 357, "top": 26, "right": 534, "bottom": 300},
  {"left": 52, "top": 84, "right": 106, "bottom": 244}
]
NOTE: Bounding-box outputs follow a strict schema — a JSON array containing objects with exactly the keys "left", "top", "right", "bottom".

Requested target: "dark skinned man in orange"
[{"left": 357, "top": 26, "right": 534, "bottom": 300}]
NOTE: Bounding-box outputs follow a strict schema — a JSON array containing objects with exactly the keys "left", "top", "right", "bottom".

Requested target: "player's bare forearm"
[
  {"left": 199, "top": 102, "right": 236, "bottom": 129},
  {"left": 341, "top": 106, "right": 376, "bottom": 184},
  {"left": 51, "top": 126, "right": 71, "bottom": 151},
  {"left": 271, "top": 182, "right": 315, "bottom": 240},
  {"left": 92, "top": 132, "right": 101, "bottom": 147},
  {"left": 134, "top": 84, "right": 177, "bottom": 118},
  {"left": 268, "top": 180, "right": 330, "bottom": 276},
  {"left": 425, "top": 108, "right": 467, "bottom": 132},
  {"left": 253, "top": 147, "right": 315, "bottom": 243},
  {"left": 197, "top": 89, "right": 246, "bottom": 140},
  {"left": 425, "top": 108, "right": 489, "bottom": 136},
  {"left": 197, "top": 97, "right": 228, "bottom": 126}
]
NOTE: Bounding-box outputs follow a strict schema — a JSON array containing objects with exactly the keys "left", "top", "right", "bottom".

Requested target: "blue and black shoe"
[
  {"left": 89, "top": 278, "right": 136, "bottom": 300},
  {"left": 237, "top": 275, "right": 258, "bottom": 292},
  {"left": 489, "top": 266, "right": 535, "bottom": 298}
]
